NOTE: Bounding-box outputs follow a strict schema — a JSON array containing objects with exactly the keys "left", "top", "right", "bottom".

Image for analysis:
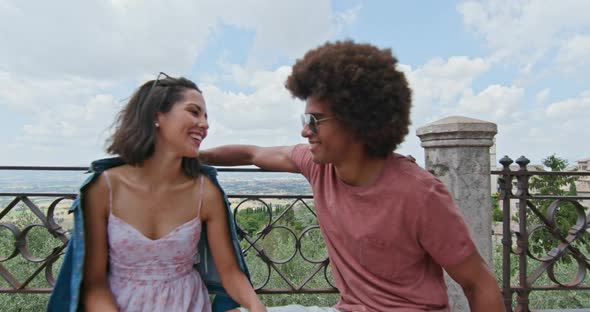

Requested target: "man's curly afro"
[{"left": 286, "top": 40, "right": 412, "bottom": 157}]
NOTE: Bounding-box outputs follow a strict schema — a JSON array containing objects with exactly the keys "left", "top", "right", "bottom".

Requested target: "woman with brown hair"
[{"left": 48, "top": 73, "right": 265, "bottom": 312}]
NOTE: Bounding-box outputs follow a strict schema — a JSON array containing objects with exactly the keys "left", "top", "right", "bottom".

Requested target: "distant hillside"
[{"left": 0, "top": 170, "right": 312, "bottom": 197}]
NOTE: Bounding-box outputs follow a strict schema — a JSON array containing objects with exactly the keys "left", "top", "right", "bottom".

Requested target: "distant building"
[
  {"left": 490, "top": 138, "right": 497, "bottom": 194},
  {"left": 566, "top": 157, "right": 590, "bottom": 207},
  {"left": 491, "top": 154, "right": 589, "bottom": 199},
  {"left": 577, "top": 157, "right": 590, "bottom": 171}
]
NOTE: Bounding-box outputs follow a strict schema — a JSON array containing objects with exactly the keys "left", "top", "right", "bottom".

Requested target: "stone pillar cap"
[{"left": 416, "top": 116, "right": 497, "bottom": 148}]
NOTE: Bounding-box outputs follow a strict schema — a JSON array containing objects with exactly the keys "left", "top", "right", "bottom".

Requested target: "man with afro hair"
[{"left": 201, "top": 40, "right": 503, "bottom": 312}]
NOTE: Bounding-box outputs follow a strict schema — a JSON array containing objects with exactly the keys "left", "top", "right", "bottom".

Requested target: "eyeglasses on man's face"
[{"left": 301, "top": 113, "right": 335, "bottom": 134}]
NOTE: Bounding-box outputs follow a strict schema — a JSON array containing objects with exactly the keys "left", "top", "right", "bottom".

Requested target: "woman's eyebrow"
[
  {"left": 187, "top": 103, "right": 207, "bottom": 119},
  {"left": 186, "top": 103, "right": 202, "bottom": 110}
]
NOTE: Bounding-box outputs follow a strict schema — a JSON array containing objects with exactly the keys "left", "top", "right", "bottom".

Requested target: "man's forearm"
[
  {"left": 464, "top": 278, "right": 505, "bottom": 312},
  {"left": 199, "top": 145, "right": 257, "bottom": 166}
]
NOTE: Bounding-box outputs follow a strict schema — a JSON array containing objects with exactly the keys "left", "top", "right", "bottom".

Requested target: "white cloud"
[
  {"left": 535, "top": 88, "right": 550, "bottom": 104},
  {"left": 546, "top": 91, "right": 590, "bottom": 119},
  {"left": 0, "top": 0, "right": 358, "bottom": 164},
  {"left": 400, "top": 56, "right": 490, "bottom": 119},
  {"left": 0, "top": 71, "right": 122, "bottom": 164},
  {"left": 489, "top": 91, "right": 590, "bottom": 166},
  {"left": 398, "top": 51, "right": 588, "bottom": 166},
  {"left": 0, "top": 72, "right": 115, "bottom": 112},
  {"left": 0, "top": 2, "right": 214, "bottom": 80},
  {"left": 456, "top": 85, "right": 524, "bottom": 120},
  {"left": 1, "top": 0, "right": 586, "bottom": 168},
  {"left": 0, "top": 0, "right": 354, "bottom": 80},
  {"left": 458, "top": 0, "right": 590, "bottom": 71},
  {"left": 395, "top": 57, "right": 491, "bottom": 160},
  {"left": 2, "top": 92, "right": 120, "bottom": 165},
  {"left": 556, "top": 35, "right": 590, "bottom": 72},
  {"left": 333, "top": 4, "right": 363, "bottom": 32},
  {"left": 17, "top": 93, "right": 119, "bottom": 145},
  {"left": 201, "top": 65, "right": 304, "bottom": 148},
  {"left": 216, "top": 1, "right": 359, "bottom": 68},
  {"left": 455, "top": 0, "right": 590, "bottom": 164}
]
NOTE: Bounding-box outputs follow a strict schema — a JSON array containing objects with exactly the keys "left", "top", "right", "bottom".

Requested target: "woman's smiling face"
[{"left": 155, "top": 89, "right": 209, "bottom": 158}]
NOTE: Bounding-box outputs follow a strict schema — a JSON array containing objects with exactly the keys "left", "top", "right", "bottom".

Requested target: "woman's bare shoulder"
[
  {"left": 102, "top": 164, "right": 134, "bottom": 182},
  {"left": 201, "top": 174, "right": 223, "bottom": 197},
  {"left": 199, "top": 174, "right": 225, "bottom": 218},
  {"left": 82, "top": 172, "right": 111, "bottom": 216}
]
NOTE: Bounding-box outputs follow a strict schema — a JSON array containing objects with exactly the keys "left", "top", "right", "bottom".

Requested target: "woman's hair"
[
  {"left": 107, "top": 75, "right": 203, "bottom": 178},
  {"left": 286, "top": 40, "right": 412, "bottom": 158}
]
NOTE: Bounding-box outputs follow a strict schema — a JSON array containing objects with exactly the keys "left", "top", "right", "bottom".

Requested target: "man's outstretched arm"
[{"left": 199, "top": 145, "right": 300, "bottom": 173}]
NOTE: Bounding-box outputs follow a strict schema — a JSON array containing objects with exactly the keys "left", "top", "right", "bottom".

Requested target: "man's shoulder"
[
  {"left": 386, "top": 154, "right": 441, "bottom": 189},
  {"left": 292, "top": 143, "right": 325, "bottom": 171},
  {"left": 291, "top": 143, "right": 310, "bottom": 160}
]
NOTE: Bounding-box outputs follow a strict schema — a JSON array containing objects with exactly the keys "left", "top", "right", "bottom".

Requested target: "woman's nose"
[{"left": 199, "top": 117, "right": 209, "bottom": 130}]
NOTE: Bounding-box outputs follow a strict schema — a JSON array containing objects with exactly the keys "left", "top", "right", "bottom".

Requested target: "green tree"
[
  {"left": 527, "top": 154, "right": 589, "bottom": 262},
  {"left": 491, "top": 192, "right": 502, "bottom": 222},
  {"left": 236, "top": 207, "right": 269, "bottom": 236},
  {"left": 0, "top": 207, "right": 61, "bottom": 311}
]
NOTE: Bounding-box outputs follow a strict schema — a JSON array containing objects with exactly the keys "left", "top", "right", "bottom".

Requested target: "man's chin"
[{"left": 311, "top": 155, "right": 326, "bottom": 164}]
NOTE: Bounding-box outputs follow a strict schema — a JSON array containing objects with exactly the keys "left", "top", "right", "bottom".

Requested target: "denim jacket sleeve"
[
  {"left": 197, "top": 165, "right": 252, "bottom": 311},
  {"left": 47, "top": 172, "right": 95, "bottom": 312},
  {"left": 47, "top": 159, "right": 251, "bottom": 312}
]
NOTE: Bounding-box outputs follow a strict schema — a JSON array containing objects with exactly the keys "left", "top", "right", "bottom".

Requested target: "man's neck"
[{"left": 334, "top": 151, "right": 387, "bottom": 187}]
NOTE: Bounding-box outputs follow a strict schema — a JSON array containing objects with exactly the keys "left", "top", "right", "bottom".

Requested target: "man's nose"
[{"left": 301, "top": 123, "right": 313, "bottom": 138}]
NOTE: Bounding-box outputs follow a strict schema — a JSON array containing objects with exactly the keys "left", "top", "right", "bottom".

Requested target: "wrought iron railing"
[
  {"left": 0, "top": 193, "right": 72, "bottom": 293},
  {"left": 5, "top": 160, "right": 590, "bottom": 310},
  {"left": 0, "top": 166, "right": 336, "bottom": 296},
  {"left": 494, "top": 156, "right": 590, "bottom": 311}
]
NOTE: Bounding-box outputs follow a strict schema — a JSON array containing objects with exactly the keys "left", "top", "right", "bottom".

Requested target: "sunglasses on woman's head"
[
  {"left": 148, "top": 72, "right": 201, "bottom": 93},
  {"left": 149, "top": 72, "right": 175, "bottom": 92}
]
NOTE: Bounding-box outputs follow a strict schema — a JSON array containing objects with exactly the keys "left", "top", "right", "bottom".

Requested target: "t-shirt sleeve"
[
  {"left": 418, "top": 180, "right": 476, "bottom": 268},
  {"left": 290, "top": 144, "right": 315, "bottom": 181}
]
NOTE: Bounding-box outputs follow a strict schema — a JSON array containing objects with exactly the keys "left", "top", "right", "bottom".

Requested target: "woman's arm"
[
  {"left": 81, "top": 173, "right": 119, "bottom": 311},
  {"left": 201, "top": 178, "right": 266, "bottom": 312}
]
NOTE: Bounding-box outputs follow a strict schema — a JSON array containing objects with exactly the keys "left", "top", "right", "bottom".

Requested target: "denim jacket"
[{"left": 47, "top": 157, "right": 250, "bottom": 312}]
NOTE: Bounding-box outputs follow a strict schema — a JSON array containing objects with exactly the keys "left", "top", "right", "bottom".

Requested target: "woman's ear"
[{"left": 155, "top": 112, "right": 164, "bottom": 128}]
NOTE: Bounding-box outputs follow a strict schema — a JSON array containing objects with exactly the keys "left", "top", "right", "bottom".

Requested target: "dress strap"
[
  {"left": 103, "top": 171, "right": 113, "bottom": 214},
  {"left": 196, "top": 175, "right": 204, "bottom": 218}
]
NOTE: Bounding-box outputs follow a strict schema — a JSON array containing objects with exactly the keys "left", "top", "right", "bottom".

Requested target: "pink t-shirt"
[{"left": 291, "top": 144, "right": 476, "bottom": 312}]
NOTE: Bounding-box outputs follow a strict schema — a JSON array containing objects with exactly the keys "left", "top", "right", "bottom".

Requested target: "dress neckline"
[{"left": 109, "top": 212, "right": 200, "bottom": 242}]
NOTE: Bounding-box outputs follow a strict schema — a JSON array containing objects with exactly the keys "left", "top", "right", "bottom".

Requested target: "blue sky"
[{"left": 1, "top": 0, "right": 589, "bottom": 167}]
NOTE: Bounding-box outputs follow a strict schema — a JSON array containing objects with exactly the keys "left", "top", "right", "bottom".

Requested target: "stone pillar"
[{"left": 416, "top": 116, "right": 497, "bottom": 312}]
